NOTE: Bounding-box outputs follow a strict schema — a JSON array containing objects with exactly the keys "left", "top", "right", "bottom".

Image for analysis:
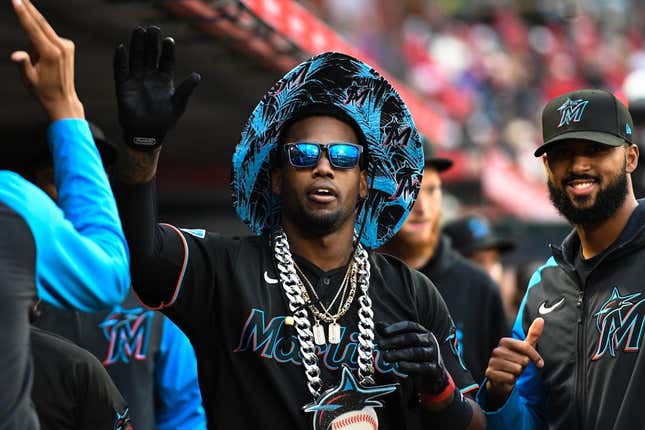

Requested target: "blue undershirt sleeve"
[
  {"left": 475, "top": 263, "right": 552, "bottom": 430},
  {"left": 155, "top": 317, "right": 206, "bottom": 430},
  {"left": 0, "top": 119, "right": 129, "bottom": 311}
]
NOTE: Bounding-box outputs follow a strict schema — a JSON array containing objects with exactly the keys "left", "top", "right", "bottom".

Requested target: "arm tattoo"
[{"left": 112, "top": 147, "right": 161, "bottom": 184}]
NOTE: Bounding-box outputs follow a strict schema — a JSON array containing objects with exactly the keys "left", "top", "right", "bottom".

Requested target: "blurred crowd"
[{"left": 307, "top": 0, "right": 645, "bottom": 183}]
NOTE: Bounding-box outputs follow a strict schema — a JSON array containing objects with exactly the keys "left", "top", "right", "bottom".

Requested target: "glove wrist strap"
[
  {"left": 419, "top": 375, "right": 473, "bottom": 430},
  {"left": 420, "top": 372, "right": 455, "bottom": 405},
  {"left": 124, "top": 134, "right": 164, "bottom": 151}
]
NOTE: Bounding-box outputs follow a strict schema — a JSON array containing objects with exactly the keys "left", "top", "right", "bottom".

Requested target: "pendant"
[
  {"left": 328, "top": 322, "right": 341, "bottom": 344},
  {"left": 313, "top": 322, "right": 326, "bottom": 345},
  {"left": 303, "top": 366, "right": 398, "bottom": 430}
]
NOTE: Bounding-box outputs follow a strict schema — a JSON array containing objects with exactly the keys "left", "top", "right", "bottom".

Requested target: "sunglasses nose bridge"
[{"left": 314, "top": 145, "right": 334, "bottom": 170}]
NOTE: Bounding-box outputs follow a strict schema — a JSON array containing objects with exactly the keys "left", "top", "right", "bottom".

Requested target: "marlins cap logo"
[{"left": 557, "top": 98, "right": 589, "bottom": 127}]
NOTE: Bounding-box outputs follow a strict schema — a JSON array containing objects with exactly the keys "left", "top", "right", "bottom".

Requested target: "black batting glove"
[
  {"left": 378, "top": 321, "right": 450, "bottom": 395},
  {"left": 113, "top": 26, "right": 201, "bottom": 151}
]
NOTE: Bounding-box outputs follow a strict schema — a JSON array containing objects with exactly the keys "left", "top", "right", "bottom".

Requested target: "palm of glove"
[
  {"left": 114, "top": 26, "right": 200, "bottom": 150},
  {"left": 378, "top": 321, "right": 449, "bottom": 395}
]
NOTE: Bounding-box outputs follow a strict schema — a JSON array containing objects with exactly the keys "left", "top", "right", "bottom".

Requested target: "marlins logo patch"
[
  {"left": 304, "top": 366, "right": 397, "bottom": 430},
  {"left": 557, "top": 98, "right": 589, "bottom": 127},
  {"left": 592, "top": 287, "right": 645, "bottom": 360},
  {"left": 100, "top": 307, "right": 154, "bottom": 365}
]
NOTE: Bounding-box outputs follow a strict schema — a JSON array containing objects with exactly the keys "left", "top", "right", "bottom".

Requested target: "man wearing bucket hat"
[
  {"left": 110, "top": 26, "right": 485, "bottom": 429},
  {"left": 381, "top": 138, "right": 508, "bottom": 384},
  {"left": 478, "top": 89, "right": 645, "bottom": 430}
]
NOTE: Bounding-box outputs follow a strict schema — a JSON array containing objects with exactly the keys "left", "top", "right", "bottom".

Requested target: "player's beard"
[
  {"left": 424, "top": 215, "right": 442, "bottom": 255},
  {"left": 395, "top": 213, "right": 442, "bottom": 256},
  {"left": 283, "top": 194, "right": 358, "bottom": 237},
  {"left": 547, "top": 162, "right": 628, "bottom": 228}
]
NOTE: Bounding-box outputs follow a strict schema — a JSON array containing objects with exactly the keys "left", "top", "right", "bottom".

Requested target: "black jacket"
[
  {"left": 479, "top": 200, "right": 645, "bottom": 430},
  {"left": 419, "top": 235, "right": 508, "bottom": 383},
  {"left": 30, "top": 327, "right": 131, "bottom": 430}
]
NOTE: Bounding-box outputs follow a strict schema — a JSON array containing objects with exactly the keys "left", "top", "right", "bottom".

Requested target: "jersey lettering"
[{"left": 233, "top": 308, "right": 405, "bottom": 376}]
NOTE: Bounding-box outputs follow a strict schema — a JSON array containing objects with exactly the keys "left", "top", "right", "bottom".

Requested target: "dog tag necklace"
[
  {"left": 273, "top": 230, "right": 397, "bottom": 429},
  {"left": 294, "top": 261, "right": 357, "bottom": 345}
]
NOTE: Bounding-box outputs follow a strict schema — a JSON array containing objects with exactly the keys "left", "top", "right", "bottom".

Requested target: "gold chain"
[{"left": 294, "top": 261, "right": 357, "bottom": 324}]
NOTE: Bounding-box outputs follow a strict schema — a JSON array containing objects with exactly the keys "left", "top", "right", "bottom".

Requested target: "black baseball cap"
[
  {"left": 443, "top": 215, "right": 515, "bottom": 257},
  {"left": 0, "top": 121, "right": 116, "bottom": 174},
  {"left": 422, "top": 136, "right": 453, "bottom": 172},
  {"left": 535, "top": 89, "right": 634, "bottom": 157}
]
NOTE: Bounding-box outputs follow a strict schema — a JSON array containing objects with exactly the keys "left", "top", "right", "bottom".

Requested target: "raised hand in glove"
[
  {"left": 378, "top": 321, "right": 453, "bottom": 400},
  {"left": 114, "top": 26, "right": 200, "bottom": 151}
]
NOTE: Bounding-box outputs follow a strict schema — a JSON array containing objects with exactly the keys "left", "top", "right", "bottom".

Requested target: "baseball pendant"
[
  {"left": 313, "top": 322, "right": 326, "bottom": 345},
  {"left": 328, "top": 322, "right": 341, "bottom": 344},
  {"left": 303, "top": 366, "right": 398, "bottom": 430}
]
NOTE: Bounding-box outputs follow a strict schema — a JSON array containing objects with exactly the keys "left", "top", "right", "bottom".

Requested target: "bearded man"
[{"left": 479, "top": 89, "right": 644, "bottom": 430}]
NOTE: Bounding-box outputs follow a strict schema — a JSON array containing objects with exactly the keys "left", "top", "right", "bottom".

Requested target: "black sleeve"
[
  {"left": 415, "top": 274, "right": 478, "bottom": 394},
  {"left": 113, "top": 179, "right": 230, "bottom": 341},
  {"left": 112, "top": 179, "right": 185, "bottom": 307},
  {"left": 30, "top": 327, "right": 132, "bottom": 430},
  {"left": 76, "top": 350, "right": 132, "bottom": 430},
  {"left": 0, "top": 203, "right": 39, "bottom": 430}
]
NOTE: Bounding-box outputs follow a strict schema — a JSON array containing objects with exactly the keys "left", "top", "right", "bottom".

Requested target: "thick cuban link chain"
[
  {"left": 355, "top": 244, "right": 375, "bottom": 385},
  {"left": 272, "top": 229, "right": 376, "bottom": 399},
  {"left": 273, "top": 232, "right": 323, "bottom": 397}
]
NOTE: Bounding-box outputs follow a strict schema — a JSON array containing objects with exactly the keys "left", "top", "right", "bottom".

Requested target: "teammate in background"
[
  {"left": 443, "top": 215, "right": 517, "bottom": 322},
  {"left": 30, "top": 327, "right": 132, "bottom": 430},
  {"left": 380, "top": 138, "right": 508, "bottom": 383},
  {"left": 2, "top": 0, "right": 131, "bottom": 428},
  {"left": 4, "top": 0, "right": 130, "bottom": 312},
  {"left": 33, "top": 294, "right": 204, "bottom": 430},
  {"left": 479, "top": 89, "right": 644, "bottom": 430},
  {"left": 15, "top": 122, "right": 206, "bottom": 430},
  {"left": 110, "top": 26, "right": 486, "bottom": 429}
]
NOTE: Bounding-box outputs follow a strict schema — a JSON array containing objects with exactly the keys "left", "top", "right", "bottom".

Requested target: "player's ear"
[
  {"left": 626, "top": 143, "right": 639, "bottom": 174},
  {"left": 359, "top": 169, "right": 367, "bottom": 200}
]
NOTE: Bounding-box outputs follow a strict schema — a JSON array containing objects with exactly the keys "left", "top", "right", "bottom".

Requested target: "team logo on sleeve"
[
  {"left": 557, "top": 98, "right": 589, "bottom": 127},
  {"left": 446, "top": 324, "right": 467, "bottom": 371},
  {"left": 592, "top": 287, "right": 645, "bottom": 360},
  {"left": 114, "top": 408, "right": 133, "bottom": 430},
  {"left": 100, "top": 307, "right": 154, "bottom": 365}
]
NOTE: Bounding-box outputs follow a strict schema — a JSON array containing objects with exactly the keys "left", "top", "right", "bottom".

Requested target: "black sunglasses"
[{"left": 284, "top": 142, "right": 363, "bottom": 169}]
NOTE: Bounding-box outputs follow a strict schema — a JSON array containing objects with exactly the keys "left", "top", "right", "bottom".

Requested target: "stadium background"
[{"left": 2, "top": 0, "right": 644, "bottom": 265}]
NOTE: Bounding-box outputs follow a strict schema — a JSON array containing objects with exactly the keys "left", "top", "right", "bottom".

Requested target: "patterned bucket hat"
[{"left": 232, "top": 52, "right": 423, "bottom": 249}]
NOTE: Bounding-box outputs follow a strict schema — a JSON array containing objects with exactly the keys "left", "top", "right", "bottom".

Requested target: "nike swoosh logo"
[
  {"left": 538, "top": 297, "right": 566, "bottom": 315},
  {"left": 264, "top": 271, "right": 278, "bottom": 285}
]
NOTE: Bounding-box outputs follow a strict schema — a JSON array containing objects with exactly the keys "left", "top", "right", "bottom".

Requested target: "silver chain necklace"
[{"left": 273, "top": 229, "right": 376, "bottom": 399}]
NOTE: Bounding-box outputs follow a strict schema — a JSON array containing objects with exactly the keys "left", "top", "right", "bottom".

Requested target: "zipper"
[{"left": 575, "top": 289, "right": 585, "bottom": 430}]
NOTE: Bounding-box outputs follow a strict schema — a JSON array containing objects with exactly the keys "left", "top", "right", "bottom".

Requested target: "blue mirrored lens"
[
  {"left": 329, "top": 144, "right": 360, "bottom": 168},
  {"left": 289, "top": 143, "right": 320, "bottom": 167}
]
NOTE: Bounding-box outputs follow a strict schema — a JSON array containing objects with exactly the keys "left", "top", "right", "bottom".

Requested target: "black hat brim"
[
  {"left": 459, "top": 237, "right": 516, "bottom": 256},
  {"left": 534, "top": 130, "right": 628, "bottom": 157},
  {"left": 425, "top": 157, "right": 453, "bottom": 172}
]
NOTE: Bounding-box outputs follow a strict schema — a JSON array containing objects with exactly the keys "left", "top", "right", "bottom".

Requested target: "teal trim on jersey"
[
  {"left": 460, "top": 383, "right": 479, "bottom": 395},
  {"left": 0, "top": 119, "right": 129, "bottom": 311},
  {"left": 476, "top": 257, "right": 557, "bottom": 430},
  {"left": 155, "top": 318, "right": 206, "bottom": 430}
]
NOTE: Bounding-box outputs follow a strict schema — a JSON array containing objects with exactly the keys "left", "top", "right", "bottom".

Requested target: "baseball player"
[
  {"left": 109, "top": 27, "right": 486, "bottom": 429},
  {"left": 478, "top": 89, "right": 644, "bottom": 430}
]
